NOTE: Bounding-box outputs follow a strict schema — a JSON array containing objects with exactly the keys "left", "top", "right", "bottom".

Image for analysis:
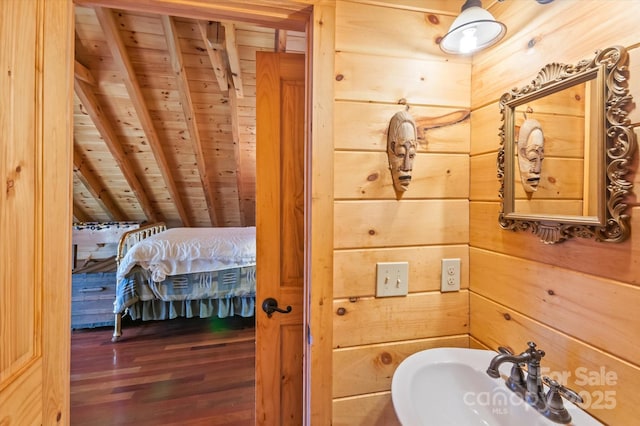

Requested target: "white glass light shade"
[{"left": 439, "top": 6, "right": 506, "bottom": 55}]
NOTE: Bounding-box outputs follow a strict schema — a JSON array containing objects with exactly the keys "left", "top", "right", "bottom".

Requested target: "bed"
[{"left": 112, "top": 223, "right": 256, "bottom": 341}]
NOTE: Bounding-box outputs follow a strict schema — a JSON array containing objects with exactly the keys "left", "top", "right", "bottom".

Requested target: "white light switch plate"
[
  {"left": 441, "top": 258, "right": 461, "bottom": 292},
  {"left": 376, "top": 262, "right": 409, "bottom": 297}
]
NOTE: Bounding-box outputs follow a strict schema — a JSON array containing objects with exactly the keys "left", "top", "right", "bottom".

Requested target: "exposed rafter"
[
  {"left": 74, "top": 0, "right": 309, "bottom": 31},
  {"left": 275, "top": 29, "right": 287, "bottom": 52},
  {"left": 93, "top": 7, "right": 193, "bottom": 226},
  {"left": 73, "top": 201, "right": 93, "bottom": 223},
  {"left": 198, "top": 20, "right": 229, "bottom": 94},
  {"left": 74, "top": 60, "right": 96, "bottom": 85},
  {"left": 228, "top": 88, "right": 246, "bottom": 227},
  {"left": 73, "top": 145, "right": 127, "bottom": 221},
  {"left": 74, "top": 78, "right": 160, "bottom": 223},
  {"left": 162, "top": 15, "right": 219, "bottom": 227},
  {"left": 72, "top": 6, "right": 292, "bottom": 228},
  {"left": 221, "top": 22, "right": 244, "bottom": 98},
  {"left": 198, "top": 18, "right": 246, "bottom": 225}
]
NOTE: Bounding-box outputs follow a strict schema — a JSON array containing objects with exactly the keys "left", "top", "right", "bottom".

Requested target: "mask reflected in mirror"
[
  {"left": 517, "top": 118, "right": 544, "bottom": 193},
  {"left": 498, "top": 46, "right": 635, "bottom": 243},
  {"left": 387, "top": 110, "right": 418, "bottom": 193}
]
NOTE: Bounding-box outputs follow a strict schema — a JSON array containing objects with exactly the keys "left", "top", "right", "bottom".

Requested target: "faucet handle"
[
  {"left": 526, "top": 341, "right": 545, "bottom": 359},
  {"left": 543, "top": 376, "right": 584, "bottom": 405},
  {"left": 542, "top": 377, "right": 574, "bottom": 424}
]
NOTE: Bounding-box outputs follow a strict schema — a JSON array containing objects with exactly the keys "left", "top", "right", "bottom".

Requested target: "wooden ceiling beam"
[
  {"left": 203, "top": 20, "right": 224, "bottom": 49},
  {"left": 198, "top": 21, "right": 230, "bottom": 94},
  {"left": 74, "top": 60, "right": 96, "bottom": 86},
  {"left": 162, "top": 15, "right": 219, "bottom": 227},
  {"left": 275, "top": 29, "right": 287, "bottom": 52},
  {"left": 221, "top": 22, "right": 244, "bottom": 98},
  {"left": 73, "top": 201, "right": 94, "bottom": 223},
  {"left": 94, "top": 7, "right": 193, "bottom": 227},
  {"left": 74, "top": 78, "right": 160, "bottom": 223},
  {"left": 73, "top": 144, "right": 127, "bottom": 221},
  {"left": 74, "top": 0, "right": 310, "bottom": 32},
  {"left": 228, "top": 87, "right": 246, "bottom": 227}
]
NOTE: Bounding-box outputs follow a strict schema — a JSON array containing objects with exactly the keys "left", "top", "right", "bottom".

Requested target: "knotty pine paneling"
[
  {"left": 334, "top": 245, "right": 468, "bottom": 299},
  {"left": 73, "top": 5, "right": 272, "bottom": 227},
  {"left": 334, "top": 51, "right": 470, "bottom": 107},
  {"left": 469, "top": 152, "right": 500, "bottom": 202},
  {"left": 514, "top": 85, "right": 585, "bottom": 117},
  {"left": 336, "top": 0, "right": 457, "bottom": 60},
  {"left": 331, "top": 2, "right": 472, "bottom": 423},
  {"left": 76, "top": 7, "right": 184, "bottom": 225},
  {"left": 471, "top": 247, "right": 640, "bottom": 365},
  {"left": 513, "top": 114, "right": 585, "bottom": 157},
  {"left": 470, "top": 2, "right": 640, "bottom": 424},
  {"left": 470, "top": 136, "right": 623, "bottom": 213},
  {"left": 334, "top": 200, "right": 469, "bottom": 249},
  {"left": 469, "top": 336, "right": 490, "bottom": 350},
  {"left": 470, "top": 202, "right": 640, "bottom": 285},
  {"left": 308, "top": 3, "right": 336, "bottom": 423},
  {"left": 473, "top": 0, "right": 640, "bottom": 109},
  {"left": 334, "top": 152, "right": 468, "bottom": 200},
  {"left": 333, "top": 335, "right": 468, "bottom": 398},
  {"left": 333, "top": 392, "right": 399, "bottom": 426},
  {"left": 346, "top": 0, "right": 464, "bottom": 15},
  {"left": 469, "top": 102, "right": 500, "bottom": 156},
  {"left": 334, "top": 102, "right": 470, "bottom": 153},
  {"left": 513, "top": 158, "right": 583, "bottom": 199},
  {"left": 471, "top": 294, "right": 640, "bottom": 425},
  {"left": 333, "top": 291, "right": 469, "bottom": 348}
]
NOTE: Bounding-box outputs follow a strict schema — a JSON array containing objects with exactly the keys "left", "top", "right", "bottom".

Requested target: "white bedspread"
[{"left": 117, "top": 226, "right": 256, "bottom": 282}]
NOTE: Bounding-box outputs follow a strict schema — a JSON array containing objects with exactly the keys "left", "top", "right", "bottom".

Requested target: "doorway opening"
[{"left": 70, "top": 2, "right": 314, "bottom": 423}]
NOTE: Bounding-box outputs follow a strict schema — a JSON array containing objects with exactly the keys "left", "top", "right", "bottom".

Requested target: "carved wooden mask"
[
  {"left": 387, "top": 110, "right": 418, "bottom": 192},
  {"left": 517, "top": 118, "right": 545, "bottom": 193}
]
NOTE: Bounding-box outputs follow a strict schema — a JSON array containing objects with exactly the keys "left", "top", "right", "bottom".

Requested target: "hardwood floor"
[{"left": 71, "top": 317, "right": 256, "bottom": 426}]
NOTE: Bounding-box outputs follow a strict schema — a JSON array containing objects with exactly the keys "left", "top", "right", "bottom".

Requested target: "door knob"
[{"left": 262, "top": 297, "right": 292, "bottom": 318}]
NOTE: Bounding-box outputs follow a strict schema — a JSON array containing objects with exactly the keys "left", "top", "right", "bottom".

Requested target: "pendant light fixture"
[{"left": 439, "top": 0, "right": 506, "bottom": 55}]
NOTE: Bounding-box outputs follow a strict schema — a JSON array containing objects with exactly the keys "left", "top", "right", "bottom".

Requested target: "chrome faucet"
[{"left": 486, "top": 341, "right": 583, "bottom": 424}]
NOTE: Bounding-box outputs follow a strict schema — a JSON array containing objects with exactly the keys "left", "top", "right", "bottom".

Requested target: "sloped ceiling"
[{"left": 73, "top": 5, "right": 305, "bottom": 228}]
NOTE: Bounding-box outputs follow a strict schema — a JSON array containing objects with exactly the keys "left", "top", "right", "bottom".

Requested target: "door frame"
[{"left": 69, "top": 1, "right": 335, "bottom": 424}]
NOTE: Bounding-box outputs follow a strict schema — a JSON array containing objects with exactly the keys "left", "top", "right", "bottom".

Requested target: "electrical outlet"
[
  {"left": 376, "top": 262, "right": 409, "bottom": 297},
  {"left": 441, "top": 258, "right": 460, "bottom": 292}
]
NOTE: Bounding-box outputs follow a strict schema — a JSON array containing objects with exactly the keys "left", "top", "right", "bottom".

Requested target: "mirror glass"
[
  {"left": 512, "top": 81, "right": 591, "bottom": 217},
  {"left": 497, "top": 46, "right": 636, "bottom": 244}
]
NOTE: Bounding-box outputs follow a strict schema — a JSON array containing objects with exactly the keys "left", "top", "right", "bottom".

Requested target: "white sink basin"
[{"left": 391, "top": 348, "right": 601, "bottom": 425}]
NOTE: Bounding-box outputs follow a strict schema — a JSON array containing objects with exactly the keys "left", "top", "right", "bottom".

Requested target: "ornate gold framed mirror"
[{"left": 498, "top": 46, "right": 636, "bottom": 244}]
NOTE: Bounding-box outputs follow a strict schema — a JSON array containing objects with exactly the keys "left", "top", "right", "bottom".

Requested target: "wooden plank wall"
[
  {"left": 71, "top": 222, "right": 140, "bottom": 263},
  {"left": 331, "top": 1, "right": 470, "bottom": 423},
  {"left": 470, "top": 1, "right": 640, "bottom": 424}
]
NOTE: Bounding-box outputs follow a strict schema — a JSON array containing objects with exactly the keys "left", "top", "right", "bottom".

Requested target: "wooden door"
[
  {"left": 0, "top": 0, "right": 73, "bottom": 424},
  {"left": 255, "top": 52, "right": 306, "bottom": 425}
]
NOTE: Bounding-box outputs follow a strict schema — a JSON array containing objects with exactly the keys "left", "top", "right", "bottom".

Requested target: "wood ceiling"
[{"left": 73, "top": 5, "right": 305, "bottom": 228}]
